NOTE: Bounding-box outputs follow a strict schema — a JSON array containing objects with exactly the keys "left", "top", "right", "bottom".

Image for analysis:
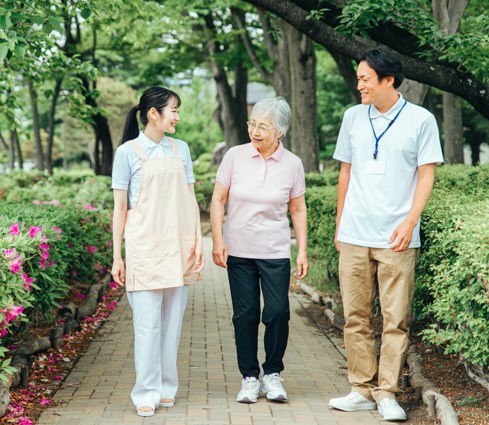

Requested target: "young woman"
[{"left": 111, "top": 86, "right": 204, "bottom": 417}]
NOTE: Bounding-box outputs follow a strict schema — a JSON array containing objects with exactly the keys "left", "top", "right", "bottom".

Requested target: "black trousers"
[{"left": 226, "top": 256, "right": 291, "bottom": 379}]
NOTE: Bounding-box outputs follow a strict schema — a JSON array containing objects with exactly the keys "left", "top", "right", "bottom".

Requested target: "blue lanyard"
[{"left": 368, "top": 100, "right": 407, "bottom": 160}]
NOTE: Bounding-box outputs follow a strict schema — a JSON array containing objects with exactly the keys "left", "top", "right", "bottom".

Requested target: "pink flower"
[
  {"left": 9, "top": 223, "right": 20, "bottom": 236},
  {"left": 48, "top": 261, "right": 55, "bottom": 267},
  {"left": 19, "top": 417, "right": 33, "bottom": 425},
  {"left": 76, "top": 293, "right": 86, "bottom": 300},
  {"left": 10, "top": 257, "right": 23, "bottom": 274},
  {"left": 28, "top": 226, "right": 42, "bottom": 238},
  {"left": 4, "top": 248, "right": 16, "bottom": 258},
  {"left": 39, "top": 260, "right": 47, "bottom": 269},
  {"left": 54, "top": 375, "right": 63, "bottom": 381},
  {"left": 106, "top": 240, "right": 112, "bottom": 248},
  {"left": 109, "top": 281, "right": 119, "bottom": 289},
  {"left": 85, "top": 245, "right": 98, "bottom": 253},
  {"left": 49, "top": 200, "right": 62, "bottom": 206},
  {"left": 0, "top": 329, "right": 7, "bottom": 337},
  {"left": 40, "top": 251, "right": 50, "bottom": 260},
  {"left": 52, "top": 226, "right": 62, "bottom": 234},
  {"left": 32, "top": 200, "right": 41, "bottom": 205},
  {"left": 21, "top": 273, "right": 34, "bottom": 291},
  {"left": 39, "top": 243, "right": 50, "bottom": 251},
  {"left": 67, "top": 241, "right": 74, "bottom": 248},
  {"left": 83, "top": 203, "right": 96, "bottom": 211},
  {"left": 39, "top": 397, "right": 51, "bottom": 405}
]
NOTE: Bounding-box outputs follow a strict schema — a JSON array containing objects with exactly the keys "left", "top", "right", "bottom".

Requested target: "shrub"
[
  {"left": 303, "top": 164, "right": 489, "bottom": 367},
  {"left": 0, "top": 171, "right": 113, "bottom": 380}
]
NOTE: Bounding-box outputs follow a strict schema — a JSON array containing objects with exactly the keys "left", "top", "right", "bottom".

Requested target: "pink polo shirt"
[{"left": 216, "top": 142, "right": 306, "bottom": 259}]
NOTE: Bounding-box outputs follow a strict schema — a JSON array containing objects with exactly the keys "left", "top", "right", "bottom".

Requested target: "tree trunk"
[
  {"left": 82, "top": 77, "right": 113, "bottom": 176},
  {"left": 13, "top": 129, "right": 23, "bottom": 170},
  {"left": 28, "top": 81, "right": 45, "bottom": 171},
  {"left": 399, "top": 79, "right": 429, "bottom": 105},
  {"left": 432, "top": 0, "right": 469, "bottom": 164},
  {"left": 6, "top": 131, "right": 14, "bottom": 170},
  {"left": 443, "top": 93, "right": 464, "bottom": 163},
  {"left": 329, "top": 51, "right": 361, "bottom": 104},
  {"left": 204, "top": 13, "right": 249, "bottom": 149},
  {"left": 285, "top": 25, "right": 319, "bottom": 171},
  {"left": 46, "top": 79, "right": 62, "bottom": 175}
]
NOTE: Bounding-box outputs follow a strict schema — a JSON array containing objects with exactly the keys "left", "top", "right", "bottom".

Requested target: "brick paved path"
[{"left": 38, "top": 238, "right": 394, "bottom": 425}]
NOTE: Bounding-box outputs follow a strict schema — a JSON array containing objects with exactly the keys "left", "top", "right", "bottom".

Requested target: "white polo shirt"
[
  {"left": 112, "top": 132, "right": 195, "bottom": 209},
  {"left": 333, "top": 94, "right": 444, "bottom": 248},
  {"left": 216, "top": 142, "right": 305, "bottom": 259}
]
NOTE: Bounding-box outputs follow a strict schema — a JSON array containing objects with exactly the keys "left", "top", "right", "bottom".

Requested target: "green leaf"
[
  {"left": 0, "top": 43, "right": 8, "bottom": 62},
  {"left": 48, "top": 17, "right": 64, "bottom": 34},
  {"left": 0, "top": 14, "right": 12, "bottom": 29},
  {"left": 14, "top": 44, "right": 25, "bottom": 59},
  {"left": 31, "top": 15, "right": 44, "bottom": 25},
  {"left": 81, "top": 8, "right": 91, "bottom": 20}
]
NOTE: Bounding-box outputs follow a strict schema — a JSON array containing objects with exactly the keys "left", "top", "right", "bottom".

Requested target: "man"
[{"left": 328, "top": 47, "right": 443, "bottom": 422}]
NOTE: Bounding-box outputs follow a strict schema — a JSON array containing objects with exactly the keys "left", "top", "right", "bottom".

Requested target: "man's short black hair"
[{"left": 359, "top": 47, "right": 404, "bottom": 88}]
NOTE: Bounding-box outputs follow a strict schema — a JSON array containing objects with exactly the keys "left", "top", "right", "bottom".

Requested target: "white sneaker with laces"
[
  {"left": 328, "top": 391, "right": 377, "bottom": 411},
  {"left": 236, "top": 377, "right": 261, "bottom": 403},
  {"left": 378, "top": 398, "right": 407, "bottom": 421},
  {"left": 261, "top": 373, "right": 287, "bottom": 401}
]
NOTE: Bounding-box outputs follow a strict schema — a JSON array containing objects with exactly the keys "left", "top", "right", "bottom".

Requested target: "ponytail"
[
  {"left": 121, "top": 87, "right": 181, "bottom": 144},
  {"left": 121, "top": 106, "right": 140, "bottom": 144}
]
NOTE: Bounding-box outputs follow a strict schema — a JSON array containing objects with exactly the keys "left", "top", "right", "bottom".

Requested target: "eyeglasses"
[{"left": 247, "top": 121, "right": 274, "bottom": 133}]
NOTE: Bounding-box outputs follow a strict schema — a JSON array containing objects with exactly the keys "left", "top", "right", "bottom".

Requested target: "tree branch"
[
  {"left": 243, "top": 0, "right": 489, "bottom": 120},
  {"left": 231, "top": 7, "right": 271, "bottom": 83}
]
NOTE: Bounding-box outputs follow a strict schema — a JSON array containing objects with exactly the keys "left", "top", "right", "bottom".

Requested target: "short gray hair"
[{"left": 250, "top": 96, "right": 291, "bottom": 137}]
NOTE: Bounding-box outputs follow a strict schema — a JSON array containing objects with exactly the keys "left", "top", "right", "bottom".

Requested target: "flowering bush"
[{"left": 0, "top": 171, "right": 113, "bottom": 381}]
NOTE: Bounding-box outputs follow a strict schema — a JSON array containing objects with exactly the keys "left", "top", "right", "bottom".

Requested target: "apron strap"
[
  {"left": 128, "top": 140, "right": 148, "bottom": 160},
  {"left": 167, "top": 137, "right": 180, "bottom": 158}
]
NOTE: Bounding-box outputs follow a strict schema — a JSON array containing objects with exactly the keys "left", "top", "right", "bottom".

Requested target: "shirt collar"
[
  {"left": 369, "top": 93, "right": 405, "bottom": 120},
  {"left": 137, "top": 131, "right": 170, "bottom": 148},
  {"left": 248, "top": 141, "right": 285, "bottom": 161}
]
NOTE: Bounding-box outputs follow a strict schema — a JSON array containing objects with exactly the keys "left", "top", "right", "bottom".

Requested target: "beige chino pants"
[{"left": 339, "top": 242, "right": 418, "bottom": 403}]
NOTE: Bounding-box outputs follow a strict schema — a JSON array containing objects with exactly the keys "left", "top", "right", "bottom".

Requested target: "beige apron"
[{"left": 124, "top": 138, "right": 200, "bottom": 291}]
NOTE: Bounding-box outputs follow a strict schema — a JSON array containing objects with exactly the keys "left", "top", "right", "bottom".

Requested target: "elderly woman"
[{"left": 211, "top": 96, "right": 309, "bottom": 404}]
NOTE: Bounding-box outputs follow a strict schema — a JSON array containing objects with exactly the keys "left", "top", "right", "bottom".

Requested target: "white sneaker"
[
  {"left": 378, "top": 398, "right": 407, "bottom": 421},
  {"left": 236, "top": 377, "right": 261, "bottom": 403},
  {"left": 261, "top": 373, "right": 287, "bottom": 401},
  {"left": 329, "top": 391, "right": 377, "bottom": 411}
]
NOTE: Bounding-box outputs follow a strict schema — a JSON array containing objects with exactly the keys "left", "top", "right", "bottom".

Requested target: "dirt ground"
[{"left": 291, "top": 283, "right": 489, "bottom": 425}]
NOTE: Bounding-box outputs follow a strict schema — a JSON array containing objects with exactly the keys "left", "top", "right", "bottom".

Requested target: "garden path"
[{"left": 37, "top": 237, "right": 396, "bottom": 425}]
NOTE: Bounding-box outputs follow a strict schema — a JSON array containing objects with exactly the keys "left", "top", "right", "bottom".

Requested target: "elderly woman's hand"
[
  {"left": 212, "top": 239, "right": 228, "bottom": 268},
  {"left": 295, "top": 250, "right": 309, "bottom": 280}
]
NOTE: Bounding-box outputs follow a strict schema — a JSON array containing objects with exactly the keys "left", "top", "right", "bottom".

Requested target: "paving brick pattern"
[{"left": 37, "top": 238, "right": 396, "bottom": 425}]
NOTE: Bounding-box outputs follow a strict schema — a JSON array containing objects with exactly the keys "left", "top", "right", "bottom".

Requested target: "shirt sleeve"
[
  {"left": 333, "top": 109, "right": 353, "bottom": 163},
  {"left": 111, "top": 146, "right": 131, "bottom": 190},
  {"left": 181, "top": 142, "right": 196, "bottom": 184},
  {"left": 290, "top": 160, "right": 306, "bottom": 199},
  {"left": 417, "top": 114, "right": 444, "bottom": 166},
  {"left": 216, "top": 148, "right": 233, "bottom": 187}
]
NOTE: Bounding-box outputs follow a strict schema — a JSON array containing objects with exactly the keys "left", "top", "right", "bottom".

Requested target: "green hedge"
[{"left": 305, "top": 164, "right": 489, "bottom": 367}]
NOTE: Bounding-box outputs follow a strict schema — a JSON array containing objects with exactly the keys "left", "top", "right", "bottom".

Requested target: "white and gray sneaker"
[
  {"left": 329, "top": 391, "right": 377, "bottom": 411},
  {"left": 261, "top": 373, "right": 287, "bottom": 401},
  {"left": 236, "top": 377, "right": 261, "bottom": 403},
  {"left": 378, "top": 398, "right": 407, "bottom": 421}
]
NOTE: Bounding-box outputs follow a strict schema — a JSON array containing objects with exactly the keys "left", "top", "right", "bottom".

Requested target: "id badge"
[{"left": 365, "top": 159, "right": 386, "bottom": 175}]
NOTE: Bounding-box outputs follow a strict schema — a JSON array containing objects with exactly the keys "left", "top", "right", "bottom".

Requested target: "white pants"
[{"left": 127, "top": 286, "right": 188, "bottom": 408}]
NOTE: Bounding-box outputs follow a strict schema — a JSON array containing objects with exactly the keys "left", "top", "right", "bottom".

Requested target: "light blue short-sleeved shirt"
[{"left": 112, "top": 132, "right": 195, "bottom": 209}]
